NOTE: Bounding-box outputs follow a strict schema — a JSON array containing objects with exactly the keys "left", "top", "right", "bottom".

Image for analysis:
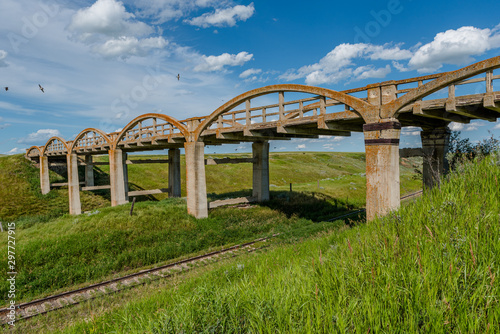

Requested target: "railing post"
[
  {"left": 67, "top": 153, "right": 82, "bottom": 215},
  {"left": 168, "top": 148, "right": 181, "bottom": 197},
  {"left": 252, "top": 141, "right": 270, "bottom": 202},
  {"left": 109, "top": 149, "right": 128, "bottom": 206},
  {"left": 184, "top": 142, "right": 208, "bottom": 218},
  {"left": 40, "top": 156, "right": 51, "bottom": 194},
  {"left": 421, "top": 127, "right": 451, "bottom": 189}
]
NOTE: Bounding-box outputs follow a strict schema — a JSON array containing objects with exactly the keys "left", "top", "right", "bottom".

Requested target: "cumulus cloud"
[
  {"left": 281, "top": 43, "right": 410, "bottom": 85},
  {"left": 239, "top": 68, "right": 261, "bottom": 78},
  {"left": 494, "top": 123, "right": 500, "bottom": 130},
  {"left": 297, "top": 144, "right": 306, "bottom": 149},
  {"left": 185, "top": 3, "right": 255, "bottom": 28},
  {"left": 401, "top": 126, "right": 421, "bottom": 136},
  {"left": 0, "top": 50, "right": 7, "bottom": 67},
  {"left": 18, "top": 129, "right": 62, "bottom": 144},
  {"left": 194, "top": 51, "right": 253, "bottom": 72},
  {"left": 69, "top": 0, "right": 153, "bottom": 40},
  {"left": 449, "top": 122, "right": 485, "bottom": 132},
  {"left": 91, "top": 36, "right": 168, "bottom": 59},
  {"left": 408, "top": 25, "right": 500, "bottom": 72}
]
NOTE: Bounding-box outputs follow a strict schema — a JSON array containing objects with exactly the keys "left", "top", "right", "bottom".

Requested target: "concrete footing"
[
  {"left": 67, "top": 153, "right": 82, "bottom": 215},
  {"left": 184, "top": 142, "right": 208, "bottom": 218},
  {"left": 168, "top": 148, "right": 181, "bottom": 197},
  {"left": 421, "top": 128, "right": 450, "bottom": 189},
  {"left": 363, "top": 121, "right": 401, "bottom": 221},
  {"left": 109, "top": 149, "right": 128, "bottom": 206},
  {"left": 252, "top": 141, "right": 270, "bottom": 202},
  {"left": 40, "top": 156, "right": 50, "bottom": 195}
]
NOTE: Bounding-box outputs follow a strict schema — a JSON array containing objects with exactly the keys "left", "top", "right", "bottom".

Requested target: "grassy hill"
[
  {"left": 0, "top": 152, "right": 421, "bottom": 305},
  {"left": 34, "top": 152, "right": 499, "bottom": 333},
  {"left": 0, "top": 152, "right": 421, "bottom": 223}
]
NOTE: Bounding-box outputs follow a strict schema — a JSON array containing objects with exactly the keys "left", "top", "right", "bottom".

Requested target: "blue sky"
[{"left": 1, "top": 0, "right": 500, "bottom": 155}]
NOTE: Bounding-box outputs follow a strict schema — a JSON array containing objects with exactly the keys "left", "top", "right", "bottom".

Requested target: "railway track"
[
  {"left": 1, "top": 189, "right": 424, "bottom": 325},
  {"left": 0, "top": 236, "right": 274, "bottom": 325}
]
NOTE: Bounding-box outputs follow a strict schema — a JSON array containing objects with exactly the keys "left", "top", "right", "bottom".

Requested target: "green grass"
[
  {"left": 56, "top": 153, "right": 500, "bottom": 333},
  {"left": 0, "top": 152, "right": 421, "bottom": 223},
  {"left": 0, "top": 152, "right": 420, "bottom": 305}
]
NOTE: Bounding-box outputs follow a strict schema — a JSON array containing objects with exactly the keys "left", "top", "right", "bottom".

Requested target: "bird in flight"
[
  {"left": 177, "top": 74, "right": 180, "bottom": 81},
  {"left": 39, "top": 84, "right": 44, "bottom": 93}
]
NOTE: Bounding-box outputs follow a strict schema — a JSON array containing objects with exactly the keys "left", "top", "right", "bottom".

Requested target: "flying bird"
[
  {"left": 177, "top": 74, "right": 180, "bottom": 81},
  {"left": 39, "top": 84, "right": 44, "bottom": 93}
]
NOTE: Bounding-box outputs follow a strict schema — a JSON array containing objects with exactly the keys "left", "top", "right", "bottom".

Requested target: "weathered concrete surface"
[
  {"left": 109, "top": 149, "right": 128, "bottom": 206},
  {"left": 421, "top": 128, "right": 450, "bottom": 189},
  {"left": 39, "top": 156, "right": 50, "bottom": 195},
  {"left": 67, "top": 153, "right": 82, "bottom": 215},
  {"left": 84, "top": 155, "right": 94, "bottom": 187},
  {"left": 168, "top": 148, "right": 181, "bottom": 197},
  {"left": 363, "top": 121, "right": 401, "bottom": 221},
  {"left": 184, "top": 142, "right": 208, "bottom": 218},
  {"left": 252, "top": 141, "right": 270, "bottom": 202}
]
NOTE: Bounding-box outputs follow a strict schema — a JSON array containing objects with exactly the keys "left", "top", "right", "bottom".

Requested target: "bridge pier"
[
  {"left": 109, "top": 149, "right": 129, "bottom": 206},
  {"left": 40, "top": 156, "right": 51, "bottom": 195},
  {"left": 421, "top": 128, "right": 450, "bottom": 189},
  {"left": 363, "top": 121, "right": 401, "bottom": 221},
  {"left": 85, "top": 155, "right": 94, "bottom": 187},
  {"left": 67, "top": 153, "right": 82, "bottom": 215},
  {"left": 184, "top": 142, "right": 208, "bottom": 218},
  {"left": 252, "top": 141, "right": 270, "bottom": 202},
  {"left": 168, "top": 148, "right": 181, "bottom": 197}
]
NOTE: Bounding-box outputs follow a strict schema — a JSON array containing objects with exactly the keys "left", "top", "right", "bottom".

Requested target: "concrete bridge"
[{"left": 25, "top": 56, "right": 500, "bottom": 220}]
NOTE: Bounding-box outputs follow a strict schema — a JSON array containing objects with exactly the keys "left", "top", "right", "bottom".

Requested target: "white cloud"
[
  {"left": 449, "top": 122, "right": 464, "bottom": 131},
  {"left": 194, "top": 51, "right": 253, "bottom": 72},
  {"left": 185, "top": 3, "right": 255, "bottom": 28},
  {"left": 91, "top": 36, "right": 168, "bottom": 59},
  {"left": 352, "top": 64, "right": 391, "bottom": 81},
  {"left": 409, "top": 25, "right": 500, "bottom": 72},
  {"left": 0, "top": 50, "right": 7, "bottom": 67},
  {"left": 494, "top": 123, "right": 500, "bottom": 130},
  {"left": 69, "top": 0, "right": 153, "bottom": 40},
  {"left": 402, "top": 126, "right": 421, "bottom": 136},
  {"left": 6, "top": 147, "right": 24, "bottom": 155},
  {"left": 239, "top": 68, "right": 262, "bottom": 78},
  {"left": 281, "top": 43, "right": 409, "bottom": 85},
  {"left": 132, "top": 0, "right": 218, "bottom": 24},
  {"left": 18, "top": 129, "right": 62, "bottom": 144}
]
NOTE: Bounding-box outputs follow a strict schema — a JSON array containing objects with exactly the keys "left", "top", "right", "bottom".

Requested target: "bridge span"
[{"left": 26, "top": 56, "right": 500, "bottom": 220}]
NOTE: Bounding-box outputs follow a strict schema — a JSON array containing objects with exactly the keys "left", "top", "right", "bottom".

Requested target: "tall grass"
[{"left": 63, "top": 153, "right": 500, "bottom": 333}]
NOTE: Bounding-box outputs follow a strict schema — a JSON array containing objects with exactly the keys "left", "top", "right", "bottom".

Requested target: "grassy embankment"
[
  {"left": 0, "top": 152, "right": 420, "bottom": 305},
  {"left": 51, "top": 152, "right": 500, "bottom": 333}
]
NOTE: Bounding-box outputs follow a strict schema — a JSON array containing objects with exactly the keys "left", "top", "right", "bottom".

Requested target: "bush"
[{"left": 447, "top": 131, "right": 499, "bottom": 169}]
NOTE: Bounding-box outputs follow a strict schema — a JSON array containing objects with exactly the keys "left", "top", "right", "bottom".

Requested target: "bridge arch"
[
  {"left": 113, "top": 113, "right": 189, "bottom": 149},
  {"left": 41, "top": 137, "right": 69, "bottom": 156},
  {"left": 193, "top": 84, "right": 373, "bottom": 142},
  {"left": 26, "top": 146, "right": 42, "bottom": 158},
  {"left": 384, "top": 55, "right": 500, "bottom": 118},
  {"left": 70, "top": 128, "right": 112, "bottom": 152}
]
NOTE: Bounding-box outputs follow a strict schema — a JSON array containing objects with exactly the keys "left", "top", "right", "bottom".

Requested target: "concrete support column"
[
  {"left": 252, "top": 141, "right": 270, "bottom": 202},
  {"left": 168, "top": 148, "right": 181, "bottom": 197},
  {"left": 421, "top": 128, "right": 451, "bottom": 189},
  {"left": 40, "top": 156, "right": 51, "bottom": 195},
  {"left": 363, "top": 121, "right": 401, "bottom": 221},
  {"left": 122, "top": 152, "right": 129, "bottom": 202},
  {"left": 184, "top": 142, "right": 207, "bottom": 218},
  {"left": 67, "top": 153, "right": 82, "bottom": 215},
  {"left": 109, "top": 149, "right": 128, "bottom": 206},
  {"left": 84, "top": 155, "right": 94, "bottom": 187}
]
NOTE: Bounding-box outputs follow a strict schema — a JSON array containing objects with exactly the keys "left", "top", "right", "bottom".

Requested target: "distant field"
[{"left": 0, "top": 152, "right": 422, "bottom": 222}]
